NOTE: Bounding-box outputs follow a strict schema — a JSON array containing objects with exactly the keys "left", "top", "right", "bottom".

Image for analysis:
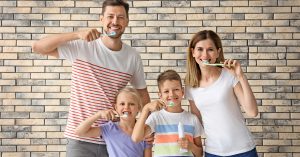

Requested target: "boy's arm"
[{"left": 75, "top": 109, "right": 116, "bottom": 137}]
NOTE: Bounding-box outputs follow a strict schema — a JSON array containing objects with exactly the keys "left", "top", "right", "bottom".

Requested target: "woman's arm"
[
  {"left": 189, "top": 100, "right": 203, "bottom": 124},
  {"left": 234, "top": 76, "right": 258, "bottom": 117}
]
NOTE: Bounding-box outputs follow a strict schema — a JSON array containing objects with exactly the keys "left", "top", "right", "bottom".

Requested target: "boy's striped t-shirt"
[{"left": 146, "top": 109, "right": 204, "bottom": 157}]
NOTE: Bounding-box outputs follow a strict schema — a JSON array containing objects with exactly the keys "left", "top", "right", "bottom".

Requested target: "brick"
[
  {"left": 47, "top": 145, "right": 66, "bottom": 151},
  {"left": 247, "top": 27, "right": 275, "bottom": 33},
  {"left": 2, "top": 152, "right": 30, "bottom": 157},
  {"left": 232, "top": 20, "right": 261, "bottom": 26},
  {"left": 131, "top": 27, "right": 159, "bottom": 33},
  {"left": 130, "top": 14, "right": 157, "bottom": 20},
  {"left": 15, "top": 106, "right": 44, "bottom": 112},
  {"left": 276, "top": 27, "right": 300, "bottom": 32},
  {"left": 192, "top": 1, "right": 219, "bottom": 7},
  {"left": 32, "top": 126, "right": 60, "bottom": 132},
  {"left": 16, "top": 93, "right": 45, "bottom": 99},
  {"left": 16, "top": 119, "right": 44, "bottom": 125},
  {"left": 0, "top": 119, "right": 15, "bottom": 125},
  {"left": 32, "top": 7, "right": 60, "bottom": 13},
  {"left": 249, "top": 0, "right": 278, "bottom": 6},
  {"left": 0, "top": 66, "right": 16, "bottom": 72},
  {"left": 176, "top": 8, "right": 202, "bottom": 13},
  {"left": 3, "top": 86, "right": 31, "bottom": 92},
  {"left": 46, "top": 1, "right": 74, "bottom": 7},
  {"left": 3, "top": 7, "right": 31, "bottom": 13},
  {"left": 158, "top": 14, "right": 186, "bottom": 20},
  {"left": 129, "top": 8, "right": 147, "bottom": 14},
  {"left": 32, "top": 99, "right": 60, "bottom": 106},
  {"left": 147, "top": 8, "right": 174, "bottom": 13},
  {"left": 133, "top": 1, "right": 161, "bottom": 7},
  {"left": 160, "top": 40, "right": 187, "bottom": 46},
  {"left": 261, "top": 73, "right": 290, "bottom": 79},
  {"left": 17, "top": 145, "right": 46, "bottom": 152},
  {"left": 146, "top": 21, "right": 172, "bottom": 27},
  {"left": 0, "top": 146, "right": 16, "bottom": 152},
  {"left": 147, "top": 47, "right": 174, "bottom": 53},
  {"left": 47, "top": 132, "right": 64, "bottom": 138},
  {"left": 262, "top": 113, "right": 290, "bottom": 119},
  {"left": 45, "top": 106, "right": 69, "bottom": 112},
  {"left": 162, "top": 1, "right": 190, "bottom": 7},
  {"left": 220, "top": 1, "right": 248, "bottom": 6},
  {"left": 132, "top": 40, "right": 159, "bottom": 46},
  {"left": 30, "top": 112, "right": 58, "bottom": 118},
  {"left": 216, "top": 14, "right": 245, "bottom": 20},
  {"left": 45, "top": 93, "right": 70, "bottom": 98},
  {"left": 75, "top": 1, "right": 101, "bottom": 7},
  {"left": 2, "top": 139, "right": 30, "bottom": 145},
  {"left": 187, "top": 14, "right": 215, "bottom": 20},
  {"left": 147, "top": 34, "right": 174, "bottom": 40},
  {"left": 245, "top": 13, "right": 273, "bottom": 19},
  {"left": 71, "top": 14, "right": 99, "bottom": 20},
  {"left": 264, "top": 7, "right": 292, "bottom": 13},
  {"left": 204, "top": 7, "right": 232, "bottom": 13},
  {"left": 0, "top": 1, "right": 16, "bottom": 6},
  {"left": 204, "top": 20, "right": 231, "bottom": 26}
]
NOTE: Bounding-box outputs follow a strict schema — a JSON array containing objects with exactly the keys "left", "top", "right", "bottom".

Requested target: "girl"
[
  {"left": 75, "top": 87, "right": 151, "bottom": 157},
  {"left": 185, "top": 30, "right": 258, "bottom": 157}
]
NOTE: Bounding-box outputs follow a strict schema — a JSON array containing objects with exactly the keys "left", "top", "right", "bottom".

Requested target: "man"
[{"left": 32, "top": 0, "right": 150, "bottom": 156}]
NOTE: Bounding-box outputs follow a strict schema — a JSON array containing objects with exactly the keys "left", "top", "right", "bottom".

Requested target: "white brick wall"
[{"left": 0, "top": 0, "right": 299, "bottom": 156}]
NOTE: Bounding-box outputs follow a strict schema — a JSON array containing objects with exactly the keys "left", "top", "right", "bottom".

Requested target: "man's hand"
[{"left": 77, "top": 29, "right": 101, "bottom": 42}]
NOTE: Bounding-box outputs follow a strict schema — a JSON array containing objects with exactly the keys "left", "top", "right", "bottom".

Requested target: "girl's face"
[
  {"left": 191, "top": 39, "right": 221, "bottom": 66},
  {"left": 115, "top": 92, "right": 140, "bottom": 120},
  {"left": 158, "top": 80, "right": 184, "bottom": 107}
]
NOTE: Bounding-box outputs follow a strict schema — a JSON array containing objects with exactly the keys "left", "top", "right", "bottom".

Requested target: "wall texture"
[{"left": 0, "top": 0, "right": 299, "bottom": 157}]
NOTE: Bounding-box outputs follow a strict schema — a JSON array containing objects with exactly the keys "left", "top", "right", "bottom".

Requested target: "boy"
[{"left": 132, "top": 70, "right": 204, "bottom": 157}]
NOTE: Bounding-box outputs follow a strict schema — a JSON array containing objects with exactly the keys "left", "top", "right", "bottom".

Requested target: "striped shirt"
[
  {"left": 58, "top": 39, "right": 146, "bottom": 144},
  {"left": 146, "top": 109, "right": 204, "bottom": 157}
]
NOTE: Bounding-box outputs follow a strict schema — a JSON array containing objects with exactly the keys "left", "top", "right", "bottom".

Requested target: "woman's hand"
[{"left": 223, "top": 59, "right": 244, "bottom": 78}]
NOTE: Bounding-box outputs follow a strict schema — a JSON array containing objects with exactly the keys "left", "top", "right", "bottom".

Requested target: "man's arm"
[
  {"left": 32, "top": 29, "right": 101, "bottom": 58},
  {"left": 136, "top": 88, "right": 150, "bottom": 107}
]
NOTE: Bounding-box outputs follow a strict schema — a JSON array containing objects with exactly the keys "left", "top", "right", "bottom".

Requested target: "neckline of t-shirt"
[
  {"left": 162, "top": 108, "right": 185, "bottom": 115},
  {"left": 97, "top": 38, "right": 125, "bottom": 55},
  {"left": 199, "top": 69, "right": 224, "bottom": 90}
]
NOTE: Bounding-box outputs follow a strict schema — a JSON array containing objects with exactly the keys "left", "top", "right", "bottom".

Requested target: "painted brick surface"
[{"left": 0, "top": 0, "right": 299, "bottom": 156}]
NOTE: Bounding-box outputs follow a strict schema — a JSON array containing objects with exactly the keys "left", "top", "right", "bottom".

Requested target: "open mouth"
[{"left": 201, "top": 59, "right": 210, "bottom": 64}]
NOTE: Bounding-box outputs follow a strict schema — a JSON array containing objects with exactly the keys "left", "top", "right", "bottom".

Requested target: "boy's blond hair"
[
  {"left": 157, "top": 70, "right": 182, "bottom": 92},
  {"left": 115, "top": 87, "right": 143, "bottom": 110}
]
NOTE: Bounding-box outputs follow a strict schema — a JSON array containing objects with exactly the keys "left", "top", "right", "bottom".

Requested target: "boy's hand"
[
  {"left": 144, "top": 100, "right": 165, "bottom": 112},
  {"left": 98, "top": 109, "right": 118, "bottom": 121},
  {"left": 178, "top": 137, "right": 191, "bottom": 150},
  {"left": 77, "top": 29, "right": 101, "bottom": 42}
]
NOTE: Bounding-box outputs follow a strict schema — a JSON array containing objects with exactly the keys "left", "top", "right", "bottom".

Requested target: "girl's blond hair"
[{"left": 115, "top": 87, "right": 143, "bottom": 110}]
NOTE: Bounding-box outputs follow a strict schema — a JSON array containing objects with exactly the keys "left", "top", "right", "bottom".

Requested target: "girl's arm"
[
  {"left": 143, "top": 147, "right": 152, "bottom": 157},
  {"left": 75, "top": 109, "right": 116, "bottom": 137},
  {"left": 131, "top": 104, "right": 152, "bottom": 142}
]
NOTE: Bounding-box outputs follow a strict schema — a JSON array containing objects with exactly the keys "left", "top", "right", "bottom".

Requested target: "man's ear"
[{"left": 100, "top": 15, "right": 103, "bottom": 22}]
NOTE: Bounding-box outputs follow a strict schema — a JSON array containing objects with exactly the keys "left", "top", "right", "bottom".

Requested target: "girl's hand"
[
  {"left": 98, "top": 109, "right": 118, "bottom": 121},
  {"left": 223, "top": 59, "right": 243, "bottom": 78},
  {"left": 144, "top": 99, "right": 166, "bottom": 112}
]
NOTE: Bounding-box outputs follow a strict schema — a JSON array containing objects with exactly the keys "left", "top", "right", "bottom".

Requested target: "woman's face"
[{"left": 191, "top": 39, "right": 221, "bottom": 66}]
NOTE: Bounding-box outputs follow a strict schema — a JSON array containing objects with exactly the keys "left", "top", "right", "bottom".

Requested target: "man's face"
[{"left": 100, "top": 6, "right": 129, "bottom": 38}]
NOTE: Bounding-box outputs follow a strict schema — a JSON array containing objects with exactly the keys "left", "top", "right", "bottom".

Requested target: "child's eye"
[{"left": 120, "top": 103, "right": 125, "bottom": 106}]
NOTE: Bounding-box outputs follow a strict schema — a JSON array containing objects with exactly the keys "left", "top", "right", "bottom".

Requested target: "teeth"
[
  {"left": 202, "top": 60, "right": 210, "bottom": 64},
  {"left": 120, "top": 112, "right": 128, "bottom": 118},
  {"left": 168, "top": 101, "right": 175, "bottom": 107}
]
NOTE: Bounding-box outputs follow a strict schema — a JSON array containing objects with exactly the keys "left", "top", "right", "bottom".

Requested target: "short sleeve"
[
  {"left": 145, "top": 112, "right": 157, "bottom": 134},
  {"left": 184, "top": 86, "right": 194, "bottom": 101},
  {"left": 58, "top": 40, "right": 83, "bottom": 62},
  {"left": 129, "top": 54, "right": 146, "bottom": 89}
]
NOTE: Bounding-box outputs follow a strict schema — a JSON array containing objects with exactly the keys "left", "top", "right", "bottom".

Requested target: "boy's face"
[
  {"left": 100, "top": 6, "right": 129, "bottom": 38},
  {"left": 158, "top": 80, "right": 184, "bottom": 106},
  {"left": 115, "top": 92, "right": 139, "bottom": 120}
]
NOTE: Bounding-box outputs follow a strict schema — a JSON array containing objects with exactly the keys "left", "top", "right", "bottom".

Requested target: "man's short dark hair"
[{"left": 102, "top": 0, "right": 129, "bottom": 18}]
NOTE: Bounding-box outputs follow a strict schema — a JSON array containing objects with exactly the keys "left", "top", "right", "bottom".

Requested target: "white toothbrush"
[
  {"left": 202, "top": 60, "right": 224, "bottom": 67},
  {"left": 102, "top": 31, "right": 116, "bottom": 37},
  {"left": 116, "top": 112, "right": 128, "bottom": 118}
]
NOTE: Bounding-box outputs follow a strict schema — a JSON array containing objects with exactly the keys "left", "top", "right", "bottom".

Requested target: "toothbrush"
[
  {"left": 116, "top": 112, "right": 128, "bottom": 118},
  {"left": 178, "top": 122, "right": 188, "bottom": 153},
  {"left": 102, "top": 31, "right": 116, "bottom": 37},
  {"left": 202, "top": 60, "right": 233, "bottom": 67},
  {"left": 167, "top": 101, "right": 175, "bottom": 107}
]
